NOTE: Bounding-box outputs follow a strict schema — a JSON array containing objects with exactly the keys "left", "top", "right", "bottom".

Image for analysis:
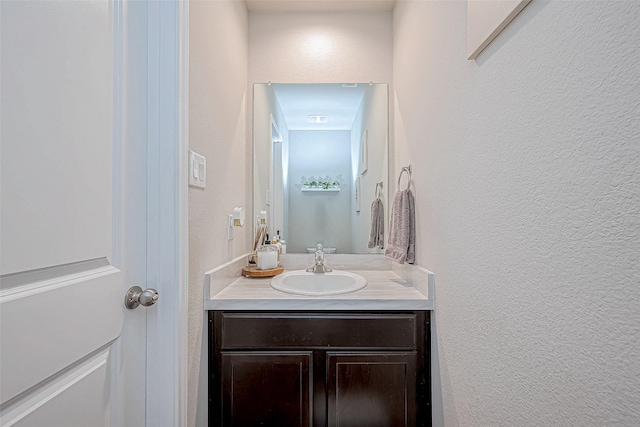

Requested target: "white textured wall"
[
  {"left": 188, "top": 1, "right": 248, "bottom": 426},
  {"left": 393, "top": 1, "right": 640, "bottom": 425},
  {"left": 249, "top": 11, "right": 392, "bottom": 84}
]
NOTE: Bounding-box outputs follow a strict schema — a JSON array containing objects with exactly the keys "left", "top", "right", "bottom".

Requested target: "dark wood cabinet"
[
  {"left": 221, "top": 352, "right": 312, "bottom": 426},
  {"left": 209, "top": 311, "right": 430, "bottom": 427},
  {"left": 327, "top": 352, "right": 416, "bottom": 427}
]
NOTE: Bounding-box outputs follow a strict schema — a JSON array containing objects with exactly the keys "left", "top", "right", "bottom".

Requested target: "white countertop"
[{"left": 206, "top": 269, "right": 432, "bottom": 311}]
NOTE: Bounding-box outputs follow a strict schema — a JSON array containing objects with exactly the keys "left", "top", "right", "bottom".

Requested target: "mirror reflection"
[{"left": 253, "top": 83, "right": 388, "bottom": 254}]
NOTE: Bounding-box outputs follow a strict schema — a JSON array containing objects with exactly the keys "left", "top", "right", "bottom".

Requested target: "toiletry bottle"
[
  {"left": 248, "top": 251, "right": 257, "bottom": 266},
  {"left": 262, "top": 233, "right": 278, "bottom": 263},
  {"left": 273, "top": 230, "right": 282, "bottom": 256},
  {"left": 280, "top": 239, "right": 286, "bottom": 254}
]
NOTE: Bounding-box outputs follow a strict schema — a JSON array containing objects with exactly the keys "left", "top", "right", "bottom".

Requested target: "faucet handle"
[{"left": 308, "top": 243, "right": 331, "bottom": 273}]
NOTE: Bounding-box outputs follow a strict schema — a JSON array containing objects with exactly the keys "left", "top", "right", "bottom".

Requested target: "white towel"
[
  {"left": 367, "top": 198, "right": 384, "bottom": 249},
  {"left": 384, "top": 189, "right": 415, "bottom": 264}
]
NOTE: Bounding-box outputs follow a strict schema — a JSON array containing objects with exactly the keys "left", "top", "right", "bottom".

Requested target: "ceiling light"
[{"left": 308, "top": 115, "right": 328, "bottom": 124}]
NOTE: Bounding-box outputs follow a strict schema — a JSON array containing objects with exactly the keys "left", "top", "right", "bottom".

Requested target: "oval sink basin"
[{"left": 270, "top": 270, "right": 367, "bottom": 296}]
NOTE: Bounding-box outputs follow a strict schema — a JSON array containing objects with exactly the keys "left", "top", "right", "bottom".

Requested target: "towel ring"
[
  {"left": 398, "top": 166, "right": 412, "bottom": 190},
  {"left": 375, "top": 182, "right": 383, "bottom": 199}
]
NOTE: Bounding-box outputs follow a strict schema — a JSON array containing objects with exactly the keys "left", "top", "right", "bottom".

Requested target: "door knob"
[{"left": 125, "top": 286, "right": 159, "bottom": 309}]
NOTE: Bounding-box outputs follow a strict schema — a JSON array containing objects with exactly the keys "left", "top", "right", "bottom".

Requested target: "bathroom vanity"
[
  {"left": 209, "top": 310, "right": 429, "bottom": 427},
  {"left": 205, "top": 255, "right": 434, "bottom": 427}
]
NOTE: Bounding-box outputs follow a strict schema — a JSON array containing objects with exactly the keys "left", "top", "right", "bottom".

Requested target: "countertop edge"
[{"left": 205, "top": 299, "right": 434, "bottom": 311}]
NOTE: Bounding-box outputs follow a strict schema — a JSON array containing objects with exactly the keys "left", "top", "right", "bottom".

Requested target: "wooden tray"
[{"left": 242, "top": 265, "right": 284, "bottom": 278}]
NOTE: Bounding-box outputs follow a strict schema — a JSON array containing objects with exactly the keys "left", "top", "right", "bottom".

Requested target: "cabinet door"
[
  {"left": 327, "top": 352, "right": 417, "bottom": 427},
  {"left": 221, "top": 351, "right": 312, "bottom": 427}
]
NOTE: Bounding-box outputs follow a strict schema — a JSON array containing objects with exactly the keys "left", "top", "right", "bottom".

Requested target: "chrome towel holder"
[
  {"left": 397, "top": 164, "right": 412, "bottom": 190},
  {"left": 375, "top": 181, "right": 383, "bottom": 198}
]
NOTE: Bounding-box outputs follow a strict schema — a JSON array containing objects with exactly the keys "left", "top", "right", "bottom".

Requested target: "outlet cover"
[{"left": 227, "top": 215, "right": 234, "bottom": 240}]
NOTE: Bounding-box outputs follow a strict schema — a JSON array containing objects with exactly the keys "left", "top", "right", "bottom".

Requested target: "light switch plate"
[{"left": 188, "top": 150, "right": 206, "bottom": 188}]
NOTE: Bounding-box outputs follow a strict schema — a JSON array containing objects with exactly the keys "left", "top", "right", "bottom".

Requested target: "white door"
[{"left": 0, "top": 1, "right": 177, "bottom": 425}]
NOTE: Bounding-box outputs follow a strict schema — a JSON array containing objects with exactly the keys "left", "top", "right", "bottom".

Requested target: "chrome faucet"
[{"left": 306, "top": 244, "right": 332, "bottom": 273}]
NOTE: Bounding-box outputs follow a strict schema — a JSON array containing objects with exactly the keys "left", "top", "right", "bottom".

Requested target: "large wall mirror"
[{"left": 253, "top": 83, "right": 389, "bottom": 254}]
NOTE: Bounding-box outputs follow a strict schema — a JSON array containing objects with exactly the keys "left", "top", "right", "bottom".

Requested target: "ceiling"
[
  {"left": 271, "top": 83, "right": 368, "bottom": 131},
  {"left": 245, "top": 0, "right": 396, "bottom": 12}
]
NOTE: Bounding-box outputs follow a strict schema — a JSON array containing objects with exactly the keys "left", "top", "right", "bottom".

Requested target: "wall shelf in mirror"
[{"left": 301, "top": 186, "right": 340, "bottom": 192}]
